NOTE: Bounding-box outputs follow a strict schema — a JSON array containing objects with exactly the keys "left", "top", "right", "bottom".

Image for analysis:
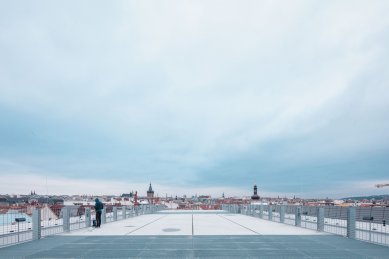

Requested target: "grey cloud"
[{"left": 1, "top": 1, "right": 389, "bottom": 196}]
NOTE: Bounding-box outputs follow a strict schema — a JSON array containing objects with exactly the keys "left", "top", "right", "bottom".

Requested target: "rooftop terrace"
[{"left": 1, "top": 209, "right": 388, "bottom": 258}]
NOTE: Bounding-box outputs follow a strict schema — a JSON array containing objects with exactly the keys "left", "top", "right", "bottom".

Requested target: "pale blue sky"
[{"left": 1, "top": 1, "right": 389, "bottom": 198}]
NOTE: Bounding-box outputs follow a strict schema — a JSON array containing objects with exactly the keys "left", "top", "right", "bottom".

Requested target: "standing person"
[{"left": 94, "top": 198, "right": 104, "bottom": 227}]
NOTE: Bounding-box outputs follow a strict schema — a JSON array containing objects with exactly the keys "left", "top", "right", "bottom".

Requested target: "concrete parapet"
[
  {"left": 85, "top": 208, "right": 91, "bottom": 228},
  {"left": 32, "top": 208, "right": 41, "bottom": 240}
]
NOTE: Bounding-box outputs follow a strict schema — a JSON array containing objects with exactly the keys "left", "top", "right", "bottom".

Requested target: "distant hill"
[{"left": 341, "top": 195, "right": 389, "bottom": 200}]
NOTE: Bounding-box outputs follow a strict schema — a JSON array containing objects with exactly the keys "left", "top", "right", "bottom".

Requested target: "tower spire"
[{"left": 251, "top": 184, "right": 260, "bottom": 200}]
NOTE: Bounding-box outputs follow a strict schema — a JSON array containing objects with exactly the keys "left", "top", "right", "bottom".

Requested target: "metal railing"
[
  {"left": 222, "top": 204, "right": 389, "bottom": 247},
  {"left": 0, "top": 204, "right": 164, "bottom": 248},
  {"left": 0, "top": 207, "right": 32, "bottom": 247}
]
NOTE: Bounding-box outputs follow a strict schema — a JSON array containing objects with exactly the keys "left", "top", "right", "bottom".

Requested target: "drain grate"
[{"left": 162, "top": 228, "right": 180, "bottom": 232}]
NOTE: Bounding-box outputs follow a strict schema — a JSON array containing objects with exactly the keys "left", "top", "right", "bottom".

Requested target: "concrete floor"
[
  {"left": 1, "top": 235, "right": 389, "bottom": 258},
  {"left": 63, "top": 212, "right": 328, "bottom": 236}
]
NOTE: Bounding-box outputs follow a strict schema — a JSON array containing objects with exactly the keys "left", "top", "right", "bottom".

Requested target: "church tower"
[
  {"left": 147, "top": 183, "right": 155, "bottom": 204},
  {"left": 251, "top": 184, "right": 260, "bottom": 200}
]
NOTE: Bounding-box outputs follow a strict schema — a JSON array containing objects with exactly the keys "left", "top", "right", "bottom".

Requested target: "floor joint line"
[
  {"left": 125, "top": 215, "right": 166, "bottom": 235},
  {"left": 217, "top": 214, "right": 261, "bottom": 235}
]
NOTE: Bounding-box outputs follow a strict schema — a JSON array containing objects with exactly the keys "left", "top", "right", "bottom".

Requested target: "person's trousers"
[{"left": 96, "top": 211, "right": 102, "bottom": 227}]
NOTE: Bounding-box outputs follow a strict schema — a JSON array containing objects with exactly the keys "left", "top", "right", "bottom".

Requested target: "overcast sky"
[{"left": 1, "top": 1, "right": 389, "bottom": 198}]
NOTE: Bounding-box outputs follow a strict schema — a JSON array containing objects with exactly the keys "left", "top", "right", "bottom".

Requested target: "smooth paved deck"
[{"left": 63, "top": 212, "right": 328, "bottom": 236}]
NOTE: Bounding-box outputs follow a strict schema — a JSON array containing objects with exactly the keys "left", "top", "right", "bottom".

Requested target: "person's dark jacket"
[{"left": 94, "top": 199, "right": 104, "bottom": 212}]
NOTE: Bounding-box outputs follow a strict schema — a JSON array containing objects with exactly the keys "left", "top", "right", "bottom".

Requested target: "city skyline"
[{"left": 1, "top": 1, "right": 389, "bottom": 198}]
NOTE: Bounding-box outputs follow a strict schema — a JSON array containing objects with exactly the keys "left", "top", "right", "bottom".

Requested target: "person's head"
[{"left": 95, "top": 198, "right": 99, "bottom": 202}]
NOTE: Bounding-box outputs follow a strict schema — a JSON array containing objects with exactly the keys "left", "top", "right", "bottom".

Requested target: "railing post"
[
  {"left": 347, "top": 207, "right": 356, "bottom": 239},
  {"left": 317, "top": 207, "right": 324, "bottom": 232},
  {"left": 32, "top": 208, "right": 41, "bottom": 240},
  {"left": 62, "top": 207, "right": 70, "bottom": 232},
  {"left": 259, "top": 204, "right": 263, "bottom": 218},
  {"left": 295, "top": 207, "right": 301, "bottom": 227},
  {"left": 85, "top": 208, "right": 91, "bottom": 228},
  {"left": 122, "top": 206, "right": 127, "bottom": 219},
  {"left": 280, "top": 205, "right": 285, "bottom": 223},
  {"left": 101, "top": 208, "right": 106, "bottom": 224},
  {"left": 113, "top": 207, "right": 117, "bottom": 221},
  {"left": 268, "top": 205, "right": 273, "bottom": 220}
]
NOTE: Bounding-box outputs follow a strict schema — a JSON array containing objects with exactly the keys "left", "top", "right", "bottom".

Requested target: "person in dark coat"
[{"left": 94, "top": 198, "right": 104, "bottom": 227}]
